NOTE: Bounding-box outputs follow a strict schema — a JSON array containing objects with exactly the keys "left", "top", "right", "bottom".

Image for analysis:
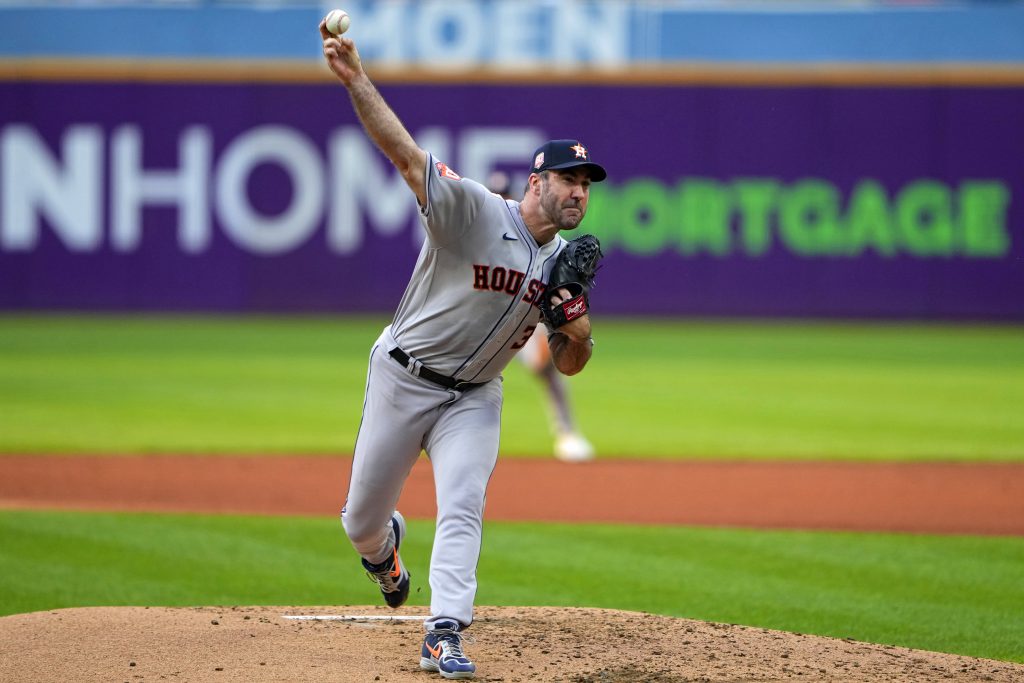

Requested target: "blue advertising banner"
[
  {"left": 4, "top": 1, "right": 1024, "bottom": 65},
  {"left": 1, "top": 80, "right": 1021, "bottom": 318}
]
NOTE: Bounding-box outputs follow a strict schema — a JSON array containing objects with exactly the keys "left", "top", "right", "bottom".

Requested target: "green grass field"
[
  {"left": 2, "top": 510, "right": 1022, "bottom": 663},
  {"left": 2, "top": 314, "right": 1023, "bottom": 663},
  {"left": 1, "top": 314, "right": 1022, "bottom": 459}
]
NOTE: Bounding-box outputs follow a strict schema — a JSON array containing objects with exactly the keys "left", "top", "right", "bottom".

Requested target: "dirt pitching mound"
[{"left": 1, "top": 605, "right": 1020, "bottom": 682}]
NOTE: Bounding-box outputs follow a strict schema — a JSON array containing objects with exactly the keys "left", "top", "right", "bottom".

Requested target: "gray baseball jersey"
[
  {"left": 342, "top": 152, "right": 568, "bottom": 631},
  {"left": 388, "top": 153, "right": 567, "bottom": 382}
]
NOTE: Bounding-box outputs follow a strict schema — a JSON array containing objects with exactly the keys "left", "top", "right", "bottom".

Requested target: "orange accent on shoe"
[
  {"left": 389, "top": 548, "right": 402, "bottom": 578},
  {"left": 426, "top": 641, "right": 443, "bottom": 659}
]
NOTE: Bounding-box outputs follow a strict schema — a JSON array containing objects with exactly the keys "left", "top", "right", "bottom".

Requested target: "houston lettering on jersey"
[
  {"left": 472, "top": 264, "right": 527, "bottom": 296},
  {"left": 521, "top": 279, "right": 545, "bottom": 307},
  {"left": 472, "top": 264, "right": 547, "bottom": 309}
]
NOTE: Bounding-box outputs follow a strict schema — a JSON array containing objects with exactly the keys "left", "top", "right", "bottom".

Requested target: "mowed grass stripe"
[
  {"left": 0, "top": 315, "right": 1022, "bottom": 459},
  {"left": 0, "top": 510, "right": 1022, "bottom": 662}
]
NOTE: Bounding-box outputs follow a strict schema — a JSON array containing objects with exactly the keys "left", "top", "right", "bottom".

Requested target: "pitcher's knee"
[
  {"left": 435, "top": 505, "right": 484, "bottom": 534},
  {"left": 341, "top": 509, "right": 389, "bottom": 553},
  {"left": 341, "top": 510, "right": 369, "bottom": 544},
  {"left": 437, "top": 495, "right": 485, "bottom": 523}
]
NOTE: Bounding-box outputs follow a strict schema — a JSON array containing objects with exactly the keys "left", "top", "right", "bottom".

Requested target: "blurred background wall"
[{"left": 1, "top": 0, "right": 1022, "bottom": 318}]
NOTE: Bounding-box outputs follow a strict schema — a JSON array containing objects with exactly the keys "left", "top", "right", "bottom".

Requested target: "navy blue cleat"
[
  {"left": 361, "top": 511, "right": 410, "bottom": 608},
  {"left": 420, "top": 619, "right": 476, "bottom": 679}
]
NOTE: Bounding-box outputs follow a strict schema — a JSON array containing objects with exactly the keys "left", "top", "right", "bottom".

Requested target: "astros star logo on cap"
[{"left": 528, "top": 139, "right": 607, "bottom": 181}]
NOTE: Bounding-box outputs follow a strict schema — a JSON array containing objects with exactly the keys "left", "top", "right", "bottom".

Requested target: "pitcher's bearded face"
[{"left": 539, "top": 170, "right": 591, "bottom": 231}]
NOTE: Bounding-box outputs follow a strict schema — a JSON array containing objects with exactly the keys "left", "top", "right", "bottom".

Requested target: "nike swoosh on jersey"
[{"left": 502, "top": 233, "right": 518, "bottom": 241}]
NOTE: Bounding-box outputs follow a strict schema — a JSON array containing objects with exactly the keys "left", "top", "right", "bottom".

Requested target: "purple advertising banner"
[{"left": 1, "top": 80, "right": 1021, "bottom": 319}]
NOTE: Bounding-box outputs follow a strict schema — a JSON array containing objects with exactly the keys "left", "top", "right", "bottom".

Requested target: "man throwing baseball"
[{"left": 321, "top": 18, "right": 606, "bottom": 680}]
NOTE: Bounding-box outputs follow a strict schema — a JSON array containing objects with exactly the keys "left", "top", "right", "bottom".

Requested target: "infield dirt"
[
  {"left": 2, "top": 605, "right": 1023, "bottom": 682},
  {"left": 2, "top": 455, "right": 1023, "bottom": 534}
]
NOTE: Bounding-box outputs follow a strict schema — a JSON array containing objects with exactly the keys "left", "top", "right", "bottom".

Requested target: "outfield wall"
[
  {"left": 1, "top": 78, "right": 1021, "bottom": 318},
  {"left": 1, "top": 1, "right": 1022, "bottom": 319}
]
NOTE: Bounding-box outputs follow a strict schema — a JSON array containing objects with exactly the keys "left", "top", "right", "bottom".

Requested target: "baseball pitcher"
[{"left": 321, "top": 18, "right": 606, "bottom": 681}]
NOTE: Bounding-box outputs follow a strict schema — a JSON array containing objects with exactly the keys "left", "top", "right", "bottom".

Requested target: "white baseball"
[{"left": 325, "top": 9, "right": 350, "bottom": 36}]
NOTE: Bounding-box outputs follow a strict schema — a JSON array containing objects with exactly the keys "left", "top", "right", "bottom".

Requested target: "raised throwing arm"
[{"left": 320, "top": 21, "right": 427, "bottom": 206}]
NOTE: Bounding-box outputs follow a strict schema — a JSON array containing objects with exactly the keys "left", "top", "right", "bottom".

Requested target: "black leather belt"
[{"left": 388, "top": 347, "right": 486, "bottom": 391}]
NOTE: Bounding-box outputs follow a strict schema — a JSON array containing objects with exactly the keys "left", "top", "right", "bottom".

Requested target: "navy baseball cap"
[{"left": 530, "top": 140, "right": 607, "bottom": 182}]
